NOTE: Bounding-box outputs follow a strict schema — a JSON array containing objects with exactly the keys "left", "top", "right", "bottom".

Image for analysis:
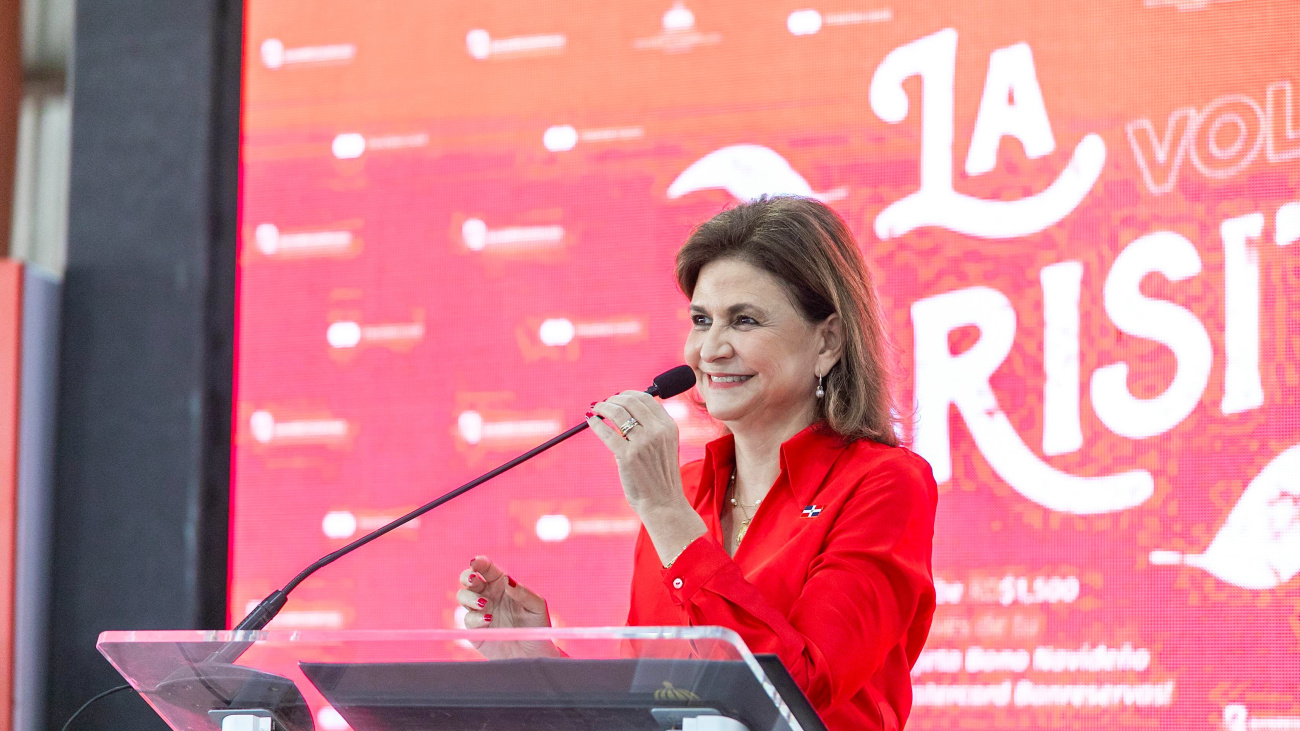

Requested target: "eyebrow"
[{"left": 689, "top": 302, "right": 767, "bottom": 317}]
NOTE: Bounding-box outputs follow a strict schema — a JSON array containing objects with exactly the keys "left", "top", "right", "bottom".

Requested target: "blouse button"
[{"left": 672, "top": 578, "right": 684, "bottom": 589}]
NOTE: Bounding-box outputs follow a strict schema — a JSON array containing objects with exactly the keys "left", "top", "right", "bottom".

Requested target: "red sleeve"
[{"left": 660, "top": 451, "right": 937, "bottom": 709}]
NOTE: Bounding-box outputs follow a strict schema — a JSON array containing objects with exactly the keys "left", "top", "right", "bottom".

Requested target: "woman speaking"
[{"left": 456, "top": 196, "right": 938, "bottom": 730}]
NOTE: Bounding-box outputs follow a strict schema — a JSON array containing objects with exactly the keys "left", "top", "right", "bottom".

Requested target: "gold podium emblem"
[{"left": 654, "top": 681, "right": 701, "bottom": 702}]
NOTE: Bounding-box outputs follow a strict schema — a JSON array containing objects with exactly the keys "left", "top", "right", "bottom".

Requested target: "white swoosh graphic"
[
  {"left": 1150, "top": 445, "right": 1300, "bottom": 589},
  {"left": 667, "top": 144, "right": 815, "bottom": 202}
]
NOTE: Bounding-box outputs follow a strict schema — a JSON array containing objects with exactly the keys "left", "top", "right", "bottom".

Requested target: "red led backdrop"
[{"left": 232, "top": 1, "right": 1300, "bottom": 728}]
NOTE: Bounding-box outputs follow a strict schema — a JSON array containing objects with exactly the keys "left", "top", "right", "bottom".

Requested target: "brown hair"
[{"left": 675, "top": 196, "right": 900, "bottom": 446}]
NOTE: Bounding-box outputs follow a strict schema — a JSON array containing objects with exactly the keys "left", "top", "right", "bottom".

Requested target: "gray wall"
[
  {"left": 10, "top": 0, "right": 74, "bottom": 275},
  {"left": 46, "top": 0, "right": 240, "bottom": 727}
]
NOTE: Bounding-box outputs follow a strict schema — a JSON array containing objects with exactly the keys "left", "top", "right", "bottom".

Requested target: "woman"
[{"left": 456, "top": 196, "right": 938, "bottom": 730}]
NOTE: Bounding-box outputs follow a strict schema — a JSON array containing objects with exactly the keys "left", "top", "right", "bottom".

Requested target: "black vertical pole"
[{"left": 45, "top": 0, "right": 241, "bottom": 727}]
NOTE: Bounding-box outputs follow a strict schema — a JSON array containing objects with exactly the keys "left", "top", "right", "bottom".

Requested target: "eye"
[
  {"left": 734, "top": 315, "right": 759, "bottom": 327},
  {"left": 691, "top": 314, "right": 711, "bottom": 328}
]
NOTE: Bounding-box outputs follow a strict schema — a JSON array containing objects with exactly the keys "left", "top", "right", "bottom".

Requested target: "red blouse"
[{"left": 626, "top": 423, "right": 938, "bottom": 730}]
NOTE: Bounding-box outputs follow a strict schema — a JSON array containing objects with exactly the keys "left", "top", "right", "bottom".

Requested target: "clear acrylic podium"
[{"left": 98, "top": 626, "right": 816, "bottom": 731}]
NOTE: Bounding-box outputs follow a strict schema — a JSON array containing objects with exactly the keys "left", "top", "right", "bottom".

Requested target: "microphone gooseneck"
[{"left": 232, "top": 365, "right": 697, "bottom": 634}]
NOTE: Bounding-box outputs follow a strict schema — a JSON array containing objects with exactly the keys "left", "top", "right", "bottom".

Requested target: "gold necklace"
[{"left": 728, "top": 469, "right": 762, "bottom": 545}]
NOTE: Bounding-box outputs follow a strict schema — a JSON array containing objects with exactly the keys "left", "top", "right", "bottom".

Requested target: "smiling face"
[{"left": 685, "top": 257, "right": 841, "bottom": 435}]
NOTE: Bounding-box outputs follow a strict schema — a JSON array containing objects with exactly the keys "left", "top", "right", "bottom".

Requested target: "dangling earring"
[{"left": 815, "top": 371, "right": 825, "bottom": 399}]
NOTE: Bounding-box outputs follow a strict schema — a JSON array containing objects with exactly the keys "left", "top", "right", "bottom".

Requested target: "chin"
[{"left": 702, "top": 397, "right": 749, "bottom": 423}]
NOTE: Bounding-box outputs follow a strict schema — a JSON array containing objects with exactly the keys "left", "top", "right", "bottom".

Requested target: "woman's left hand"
[{"left": 588, "top": 391, "right": 707, "bottom": 563}]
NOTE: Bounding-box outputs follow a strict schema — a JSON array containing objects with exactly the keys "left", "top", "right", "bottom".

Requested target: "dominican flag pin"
[{"left": 801, "top": 505, "right": 823, "bottom": 518}]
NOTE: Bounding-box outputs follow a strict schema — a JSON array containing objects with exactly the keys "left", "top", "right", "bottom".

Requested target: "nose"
[{"left": 697, "top": 322, "right": 733, "bottom": 362}]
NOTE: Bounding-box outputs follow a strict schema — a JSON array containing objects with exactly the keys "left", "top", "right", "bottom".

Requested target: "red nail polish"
[
  {"left": 477, "top": 597, "right": 487, "bottom": 608},
  {"left": 590, "top": 401, "right": 597, "bottom": 406},
  {"left": 483, "top": 614, "right": 493, "bottom": 623},
  {"left": 585, "top": 411, "right": 593, "bottom": 417},
  {"left": 470, "top": 573, "right": 481, "bottom": 583},
  {"left": 507, "top": 576, "right": 517, "bottom": 588}
]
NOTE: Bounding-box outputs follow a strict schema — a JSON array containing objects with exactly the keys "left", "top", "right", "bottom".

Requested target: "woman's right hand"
[
  {"left": 457, "top": 556, "right": 560, "bottom": 659},
  {"left": 457, "top": 555, "right": 552, "bottom": 631}
]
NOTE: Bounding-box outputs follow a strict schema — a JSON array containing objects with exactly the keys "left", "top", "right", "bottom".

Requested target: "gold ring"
[{"left": 618, "top": 417, "right": 640, "bottom": 437}]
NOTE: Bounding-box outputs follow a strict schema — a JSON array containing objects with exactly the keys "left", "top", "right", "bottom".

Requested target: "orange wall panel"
[{"left": 0, "top": 259, "right": 21, "bottom": 731}]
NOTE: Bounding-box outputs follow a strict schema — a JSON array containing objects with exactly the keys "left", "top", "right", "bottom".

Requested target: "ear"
[{"left": 815, "top": 313, "right": 844, "bottom": 375}]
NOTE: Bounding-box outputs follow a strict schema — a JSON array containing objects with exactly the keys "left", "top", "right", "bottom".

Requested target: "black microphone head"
[{"left": 649, "top": 365, "right": 697, "bottom": 399}]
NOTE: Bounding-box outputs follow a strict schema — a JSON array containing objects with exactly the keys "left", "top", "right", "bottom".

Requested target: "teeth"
[{"left": 711, "top": 375, "right": 751, "bottom": 383}]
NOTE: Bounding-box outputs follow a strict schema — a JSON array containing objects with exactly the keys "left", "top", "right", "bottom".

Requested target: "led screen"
[{"left": 233, "top": 2, "right": 1300, "bottom": 728}]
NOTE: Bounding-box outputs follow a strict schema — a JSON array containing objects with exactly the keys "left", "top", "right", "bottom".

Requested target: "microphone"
[
  {"left": 645, "top": 364, "right": 696, "bottom": 399},
  {"left": 232, "top": 365, "right": 696, "bottom": 633}
]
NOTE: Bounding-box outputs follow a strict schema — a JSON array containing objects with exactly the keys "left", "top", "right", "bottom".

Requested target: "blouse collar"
[{"left": 701, "top": 421, "right": 850, "bottom": 504}]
